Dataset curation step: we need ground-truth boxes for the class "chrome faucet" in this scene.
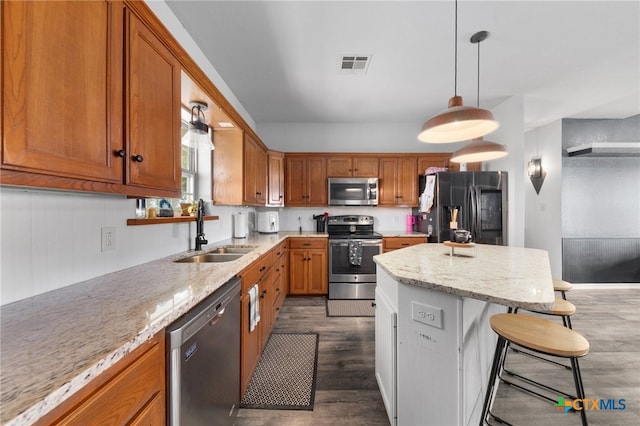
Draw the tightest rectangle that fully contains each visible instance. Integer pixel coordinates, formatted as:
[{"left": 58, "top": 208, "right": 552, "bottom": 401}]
[{"left": 195, "top": 199, "right": 208, "bottom": 251}]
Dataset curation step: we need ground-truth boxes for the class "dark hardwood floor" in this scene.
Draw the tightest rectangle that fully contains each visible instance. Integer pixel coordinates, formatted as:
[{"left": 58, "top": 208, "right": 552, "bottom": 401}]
[
  {"left": 236, "top": 296, "right": 390, "bottom": 426},
  {"left": 236, "top": 289, "right": 639, "bottom": 426}
]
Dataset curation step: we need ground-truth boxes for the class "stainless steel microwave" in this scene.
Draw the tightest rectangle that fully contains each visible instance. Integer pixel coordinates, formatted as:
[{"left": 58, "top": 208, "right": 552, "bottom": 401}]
[{"left": 328, "top": 177, "right": 378, "bottom": 206}]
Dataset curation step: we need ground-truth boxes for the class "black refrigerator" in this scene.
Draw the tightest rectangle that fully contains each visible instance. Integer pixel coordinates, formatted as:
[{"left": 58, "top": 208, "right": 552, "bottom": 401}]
[{"left": 414, "top": 171, "right": 508, "bottom": 245}]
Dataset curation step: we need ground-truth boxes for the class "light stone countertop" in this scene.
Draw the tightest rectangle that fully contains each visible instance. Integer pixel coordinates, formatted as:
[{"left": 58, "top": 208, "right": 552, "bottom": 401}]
[
  {"left": 379, "top": 231, "right": 427, "bottom": 238},
  {"left": 0, "top": 231, "right": 326, "bottom": 426},
  {"left": 374, "top": 243, "right": 555, "bottom": 310}
]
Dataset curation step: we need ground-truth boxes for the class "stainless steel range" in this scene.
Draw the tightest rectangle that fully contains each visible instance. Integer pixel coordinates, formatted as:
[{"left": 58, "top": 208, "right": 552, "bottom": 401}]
[{"left": 327, "top": 215, "right": 382, "bottom": 300}]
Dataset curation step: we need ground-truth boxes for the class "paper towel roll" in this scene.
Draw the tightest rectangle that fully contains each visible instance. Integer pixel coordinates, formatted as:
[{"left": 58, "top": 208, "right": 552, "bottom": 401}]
[{"left": 233, "top": 212, "right": 247, "bottom": 238}]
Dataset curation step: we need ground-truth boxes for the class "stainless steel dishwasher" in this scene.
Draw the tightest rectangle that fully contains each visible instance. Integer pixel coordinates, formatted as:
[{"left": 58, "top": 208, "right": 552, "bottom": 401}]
[{"left": 166, "top": 276, "right": 241, "bottom": 426}]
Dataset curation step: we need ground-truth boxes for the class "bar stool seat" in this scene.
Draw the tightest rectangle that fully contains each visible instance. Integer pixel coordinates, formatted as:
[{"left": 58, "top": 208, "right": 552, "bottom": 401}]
[
  {"left": 481, "top": 313, "right": 589, "bottom": 426},
  {"left": 553, "top": 278, "right": 573, "bottom": 299},
  {"left": 493, "top": 313, "right": 588, "bottom": 357}
]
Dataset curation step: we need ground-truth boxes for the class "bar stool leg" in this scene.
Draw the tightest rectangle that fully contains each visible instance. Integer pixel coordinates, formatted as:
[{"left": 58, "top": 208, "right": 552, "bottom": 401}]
[
  {"left": 481, "top": 335, "right": 507, "bottom": 425},
  {"left": 570, "top": 357, "right": 588, "bottom": 426}
]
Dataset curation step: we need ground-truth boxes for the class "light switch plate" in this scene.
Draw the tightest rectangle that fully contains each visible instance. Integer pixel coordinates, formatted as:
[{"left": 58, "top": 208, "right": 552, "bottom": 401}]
[{"left": 412, "top": 301, "right": 443, "bottom": 329}]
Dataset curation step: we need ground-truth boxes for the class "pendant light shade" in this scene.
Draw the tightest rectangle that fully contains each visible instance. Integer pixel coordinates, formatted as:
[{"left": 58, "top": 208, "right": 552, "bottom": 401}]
[
  {"left": 450, "top": 137, "right": 507, "bottom": 163},
  {"left": 183, "top": 101, "right": 214, "bottom": 151},
  {"left": 418, "top": 0, "right": 499, "bottom": 144},
  {"left": 449, "top": 31, "right": 507, "bottom": 163},
  {"left": 418, "top": 96, "right": 499, "bottom": 143}
]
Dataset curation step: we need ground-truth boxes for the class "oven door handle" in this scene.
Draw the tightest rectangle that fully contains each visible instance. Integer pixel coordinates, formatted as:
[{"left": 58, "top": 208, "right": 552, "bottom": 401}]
[{"left": 329, "top": 239, "right": 382, "bottom": 246}]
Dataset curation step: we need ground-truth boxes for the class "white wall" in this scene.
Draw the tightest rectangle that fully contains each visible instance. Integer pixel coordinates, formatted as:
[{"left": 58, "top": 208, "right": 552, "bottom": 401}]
[
  {"left": 264, "top": 206, "right": 413, "bottom": 233},
  {"left": 257, "top": 122, "right": 468, "bottom": 153},
  {"left": 484, "top": 96, "right": 525, "bottom": 248},
  {"left": 524, "top": 120, "right": 563, "bottom": 278},
  {"left": 0, "top": 187, "right": 250, "bottom": 305}
]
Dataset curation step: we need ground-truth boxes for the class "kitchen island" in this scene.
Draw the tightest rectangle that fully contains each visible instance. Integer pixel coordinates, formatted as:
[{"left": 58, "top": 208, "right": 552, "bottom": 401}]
[{"left": 373, "top": 243, "right": 555, "bottom": 426}]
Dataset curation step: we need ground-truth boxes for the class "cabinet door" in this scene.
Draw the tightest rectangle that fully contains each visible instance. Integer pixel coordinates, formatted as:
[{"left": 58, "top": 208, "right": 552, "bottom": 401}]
[
  {"left": 378, "top": 158, "right": 399, "bottom": 205},
  {"left": 327, "top": 156, "right": 353, "bottom": 177},
  {"left": 306, "top": 157, "right": 327, "bottom": 205},
  {"left": 396, "top": 157, "right": 418, "bottom": 206},
  {"left": 417, "top": 154, "right": 451, "bottom": 174},
  {"left": 241, "top": 293, "right": 261, "bottom": 395},
  {"left": 243, "top": 134, "right": 267, "bottom": 205},
  {"left": 267, "top": 151, "right": 284, "bottom": 206},
  {"left": 285, "top": 157, "right": 307, "bottom": 206},
  {"left": 288, "top": 250, "right": 307, "bottom": 294},
  {"left": 307, "top": 250, "right": 328, "bottom": 294},
  {"left": 255, "top": 145, "right": 267, "bottom": 205},
  {"left": 125, "top": 10, "right": 181, "bottom": 194},
  {"left": 353, "top": 157, "right": 379, "bottom": 177},
  {"left": 2, "top": 1, "right": 124, "bottom": 183}
]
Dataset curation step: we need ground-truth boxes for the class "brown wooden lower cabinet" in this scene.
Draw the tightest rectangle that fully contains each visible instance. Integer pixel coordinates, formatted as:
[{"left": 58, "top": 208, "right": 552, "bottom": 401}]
[
  {"left": 238, "top": 242, "right": 287, "bottom": 396},
  {"left": 35, "top": 332, "right": 165, "bottom": 426},
  {"left": 288, "top": 238, "right": 328, "bottom": 295},
  {"left": 382, "top": 236, "right": 427, "bottom": 253}
]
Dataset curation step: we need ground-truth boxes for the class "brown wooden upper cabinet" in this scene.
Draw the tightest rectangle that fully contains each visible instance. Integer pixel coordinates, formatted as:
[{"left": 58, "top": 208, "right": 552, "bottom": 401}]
[
  {"left": 326, "top": 155, "right": 379, "bottom": 177},
  {"left": 213, "top": 130, "right": 269, "bottom": 207},
  {"left": 125, "top": 9, "right": 181, "bottom": 195},
  {"left": 243, "top": 133, "right": 267, "bottom": 205},
  {"left": 378, "top": 156, "right": 418, "bottom": 207},
  {"left": 1, "top": 1, "right": 181, "bottom": 198},
  {"left": 417, "top": 154, "right": 481, "bottom": 173},
  {"left": 285, "top": 155, "right": 327, "bottom": 206},
  {"left": 267, "top": 151, "right": 285, "bottom": 207}
]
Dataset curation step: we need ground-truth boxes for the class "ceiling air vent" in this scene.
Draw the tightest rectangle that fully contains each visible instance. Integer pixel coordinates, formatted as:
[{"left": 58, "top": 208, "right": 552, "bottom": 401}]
[{"left": 339, "top": 55, "right": 372, "bottom": 74}]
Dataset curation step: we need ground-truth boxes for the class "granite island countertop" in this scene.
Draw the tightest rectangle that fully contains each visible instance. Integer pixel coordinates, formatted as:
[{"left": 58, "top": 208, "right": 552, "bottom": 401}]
[
  {"left": 374, "top": 243, "right": 555, "bottom": 310},
  {"left": 0, "top": 231, "right": 326, "bottom": 425}
]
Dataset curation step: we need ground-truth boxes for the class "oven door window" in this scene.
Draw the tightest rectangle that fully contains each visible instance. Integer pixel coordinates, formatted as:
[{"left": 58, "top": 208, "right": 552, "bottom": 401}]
[{"left": 330, "top": 243, "right": 379, "bottom": 278}]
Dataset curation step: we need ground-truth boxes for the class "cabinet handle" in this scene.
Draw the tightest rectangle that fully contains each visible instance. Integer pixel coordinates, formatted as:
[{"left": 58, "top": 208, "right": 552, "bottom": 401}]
[
  {"left": 279, "top": 195, "right": 283, "bottom": 199},
  {"left": 132, "top": 154, "right": 144, "bottom": 162},
  {"left": 114, "top": 149, "right": 126, "bottom": 158},
  {"left": 303, "top": 243, "right": 311, "bottom": 246},
  {"left": 395, "top": 195, "right": 402, "bottom": 199},
  {"left": 259, "top": 266, "right": 266, "bottom": 272},
  {"left": 401, "top": 243, "right": 410, "bottom": 246},
  {"left": 256, "top": 192, "right": 262, "bottom": 195}
]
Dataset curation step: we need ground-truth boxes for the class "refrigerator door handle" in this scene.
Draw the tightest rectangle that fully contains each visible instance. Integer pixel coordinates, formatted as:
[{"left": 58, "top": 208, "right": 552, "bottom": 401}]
[{"left": 469, "top": 187, "right": 477, "bottom": 239}]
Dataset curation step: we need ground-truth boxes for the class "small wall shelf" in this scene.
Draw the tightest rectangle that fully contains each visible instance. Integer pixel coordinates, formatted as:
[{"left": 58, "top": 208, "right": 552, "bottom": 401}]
[{"left": 127, "top": 216, "right": 219, "bottom": 226}]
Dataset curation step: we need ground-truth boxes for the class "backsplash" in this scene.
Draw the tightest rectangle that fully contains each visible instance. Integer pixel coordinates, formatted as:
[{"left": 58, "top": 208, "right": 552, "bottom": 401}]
[{"left": 0, "top": 188, "right": 249, "bottom": 305}]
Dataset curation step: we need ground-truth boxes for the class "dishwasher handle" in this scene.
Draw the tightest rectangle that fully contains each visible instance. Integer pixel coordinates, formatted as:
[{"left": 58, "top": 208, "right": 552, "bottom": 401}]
[{"left": 208, "top": 308, "right": 226, "bottom": 327}]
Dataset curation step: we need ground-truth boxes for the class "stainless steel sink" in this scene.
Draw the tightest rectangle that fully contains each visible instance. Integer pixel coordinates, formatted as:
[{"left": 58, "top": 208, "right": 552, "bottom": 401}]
[
  {"left": 174, "top": 245, "right": 256, "bottom": 263},
  {"left": 209, "top": 246, "right": 255, "bottom": 254},
  {"left": 175, "top": 253, "right": 245, "bottom": 263}
]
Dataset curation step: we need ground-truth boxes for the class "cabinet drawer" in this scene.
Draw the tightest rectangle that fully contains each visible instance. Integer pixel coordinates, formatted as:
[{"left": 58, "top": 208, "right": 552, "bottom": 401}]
[
  {"left": 288, "top": 238, "right": 327, "bottom": 250},
  {"left": 239, "top": 253, "right": 273, "bottom": 293},
  {"left": 272, "top": 240, "right": 288, "bottom": 258},
  {"left": 383, "top": 237, "right": 426, "bottom": 250}
]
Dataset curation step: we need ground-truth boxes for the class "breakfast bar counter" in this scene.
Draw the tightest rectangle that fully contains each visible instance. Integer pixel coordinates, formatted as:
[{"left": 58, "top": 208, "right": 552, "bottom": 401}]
[{"left": 373, "top": 243, "right": 555, "bottom": 426}]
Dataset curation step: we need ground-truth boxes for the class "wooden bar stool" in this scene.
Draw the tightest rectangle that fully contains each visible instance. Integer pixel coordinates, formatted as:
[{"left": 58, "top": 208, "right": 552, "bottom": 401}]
[
  {"left": 506, "top": 297, "right": 577, "bottom": 377},
  {"left": 481, "top": 313, "right": 589, "bottom": 426},
  {"left": 553, "top": 278, "right": 573, "bottom": 300}
]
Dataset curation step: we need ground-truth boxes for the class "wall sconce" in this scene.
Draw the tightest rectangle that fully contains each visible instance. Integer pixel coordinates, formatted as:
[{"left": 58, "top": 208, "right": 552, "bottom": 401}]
[{"left": 528, "top": 158, "right": 545, "bottom": 194}]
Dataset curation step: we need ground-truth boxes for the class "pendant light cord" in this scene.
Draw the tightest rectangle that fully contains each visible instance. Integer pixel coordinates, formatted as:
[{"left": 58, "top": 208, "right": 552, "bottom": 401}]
[
  {"left": 477, "top": 36, "right": 480, "bottom": 107},
  {"left": 454, "top": 0, "right": 458, "bottom": 96}
]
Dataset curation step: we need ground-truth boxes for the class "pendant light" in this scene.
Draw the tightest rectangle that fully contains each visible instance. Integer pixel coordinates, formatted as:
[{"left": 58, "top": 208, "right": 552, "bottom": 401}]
[
  {"left": 450, "top": 31, "right": 507, "bottom": 163},
  {"left": 182, "top": 101, "right": 214, "bottom": 151},
  {"left": 418, "top": 0, "right": 499, "bottom": 144}
]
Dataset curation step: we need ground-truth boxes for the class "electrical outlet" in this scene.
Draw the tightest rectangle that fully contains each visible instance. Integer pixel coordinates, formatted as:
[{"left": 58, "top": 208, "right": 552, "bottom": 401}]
[
  {"left": 412, "top": 301, "right": 443, "bottom": 329},
  {"left": 101, "top": 227, "right": 116, "bottom": 251}
]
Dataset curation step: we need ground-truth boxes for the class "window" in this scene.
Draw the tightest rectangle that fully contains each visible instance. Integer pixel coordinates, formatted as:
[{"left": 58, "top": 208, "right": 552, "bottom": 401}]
[{"left": 180, "top": 108, "right": 198, "bottom": 203}]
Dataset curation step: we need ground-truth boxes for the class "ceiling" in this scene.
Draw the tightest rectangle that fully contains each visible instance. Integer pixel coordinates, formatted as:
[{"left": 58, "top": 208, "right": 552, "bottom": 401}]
[{"left": 165, "top": 1, "right": 640, "bottom": 132}]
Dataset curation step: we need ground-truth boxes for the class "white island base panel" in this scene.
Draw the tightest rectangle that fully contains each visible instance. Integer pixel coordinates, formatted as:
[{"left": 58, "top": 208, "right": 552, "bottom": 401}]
[{"left": 376, "top": 268, "right": 506, "bottom": 426}]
